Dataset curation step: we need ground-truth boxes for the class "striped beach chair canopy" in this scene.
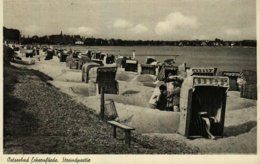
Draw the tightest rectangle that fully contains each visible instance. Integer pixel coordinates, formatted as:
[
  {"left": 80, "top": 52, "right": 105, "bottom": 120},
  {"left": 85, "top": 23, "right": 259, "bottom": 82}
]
[{"left": 190, "top": 67, "right": 217, "bottom": 76}]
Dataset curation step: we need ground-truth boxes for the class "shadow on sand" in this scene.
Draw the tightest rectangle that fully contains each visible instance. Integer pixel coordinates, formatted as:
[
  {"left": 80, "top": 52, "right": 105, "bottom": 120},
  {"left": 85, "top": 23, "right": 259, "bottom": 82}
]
[{"left": 224, "top": 121, "right": 256, "bottom": 137}]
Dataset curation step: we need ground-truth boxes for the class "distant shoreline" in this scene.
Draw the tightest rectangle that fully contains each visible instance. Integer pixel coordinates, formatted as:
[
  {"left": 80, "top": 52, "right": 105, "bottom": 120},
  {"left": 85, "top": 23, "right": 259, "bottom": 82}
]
[{"left": 4, "top": 27, "right": 257, "bottom": 47}]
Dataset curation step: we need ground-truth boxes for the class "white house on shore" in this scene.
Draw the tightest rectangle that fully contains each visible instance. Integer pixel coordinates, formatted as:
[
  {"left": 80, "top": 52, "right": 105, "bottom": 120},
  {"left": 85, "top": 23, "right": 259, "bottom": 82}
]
[{"left": 75, "top": 40, "right": 84, "bottom": 45}]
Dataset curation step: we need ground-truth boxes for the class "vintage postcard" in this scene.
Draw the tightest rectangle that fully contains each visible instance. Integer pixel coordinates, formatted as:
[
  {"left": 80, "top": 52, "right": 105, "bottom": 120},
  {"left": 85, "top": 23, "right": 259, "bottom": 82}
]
[{"left": 1, "top": 0, "right": 259, "bottom": 163}]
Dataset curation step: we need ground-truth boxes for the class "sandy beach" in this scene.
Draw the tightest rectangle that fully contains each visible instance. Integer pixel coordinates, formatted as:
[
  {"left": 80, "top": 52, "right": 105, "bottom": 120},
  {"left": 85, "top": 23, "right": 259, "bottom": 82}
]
[{"left": 10, "top": 54, "right": 256, "bottom": 154}]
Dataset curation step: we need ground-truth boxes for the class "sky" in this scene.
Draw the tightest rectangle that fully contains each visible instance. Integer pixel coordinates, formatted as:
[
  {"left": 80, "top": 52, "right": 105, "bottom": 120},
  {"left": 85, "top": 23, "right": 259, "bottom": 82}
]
[{"left": 3, "top": 0, "right": 256, "bottom": 40}]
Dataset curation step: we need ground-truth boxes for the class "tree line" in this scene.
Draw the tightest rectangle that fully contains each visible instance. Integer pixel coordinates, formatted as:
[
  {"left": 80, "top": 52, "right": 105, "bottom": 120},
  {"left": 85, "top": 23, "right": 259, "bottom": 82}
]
[
  {"left": 21, "top": 35, "right": 257, "bottom": 47},
  {"left": 3, "top": 27, "right": 257, "bottom": 47}
]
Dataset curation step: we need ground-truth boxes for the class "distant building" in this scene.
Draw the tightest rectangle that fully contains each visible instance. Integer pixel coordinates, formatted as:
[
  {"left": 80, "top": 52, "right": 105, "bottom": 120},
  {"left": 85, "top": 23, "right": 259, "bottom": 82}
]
[
  {"left": 201, "top": 41, "right": 207, "bottom": 46},
  {"left": 75, "top": 40, "right": 84, "bottom": 45}
]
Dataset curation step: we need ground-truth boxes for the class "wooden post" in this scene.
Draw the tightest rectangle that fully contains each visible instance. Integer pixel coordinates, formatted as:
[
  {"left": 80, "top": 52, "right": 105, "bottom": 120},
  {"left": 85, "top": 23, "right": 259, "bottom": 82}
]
[
  {"left": 220, "top": 92, "right": 227, "bottom": 137},
  {"left": 100, "top": 87, "right": 105, "bottom": 120},
  {"left": 113, "top": 126, "right": 117, "bottom": 138}
]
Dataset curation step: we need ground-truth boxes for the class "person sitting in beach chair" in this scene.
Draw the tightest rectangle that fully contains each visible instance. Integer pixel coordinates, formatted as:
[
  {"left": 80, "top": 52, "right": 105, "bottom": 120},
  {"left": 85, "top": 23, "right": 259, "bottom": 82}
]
[
  {"left": 197, "top": 112, "right": 216, "bottom": 140},
  {"left": 155, "top": 84, "right": 168, "bottom": 111},
  {"left": 167, "top": 81, "right": 181, "bottom": 112},
  {"left": 191, "top": 92, "right": 217, "bottom": 139}
]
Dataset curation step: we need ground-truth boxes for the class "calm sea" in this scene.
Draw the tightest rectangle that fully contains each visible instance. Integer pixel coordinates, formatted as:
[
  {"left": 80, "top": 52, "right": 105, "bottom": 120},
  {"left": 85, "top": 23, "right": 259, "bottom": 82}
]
[{"left": 53, "top": 45, "right": 256, "bottom": 72}]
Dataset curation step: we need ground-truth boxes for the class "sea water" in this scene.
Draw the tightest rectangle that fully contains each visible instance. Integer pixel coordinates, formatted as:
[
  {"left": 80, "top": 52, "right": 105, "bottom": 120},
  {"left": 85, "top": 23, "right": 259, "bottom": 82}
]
[{"left": 54, "top": 45, "right": 256, "bottom": 72}]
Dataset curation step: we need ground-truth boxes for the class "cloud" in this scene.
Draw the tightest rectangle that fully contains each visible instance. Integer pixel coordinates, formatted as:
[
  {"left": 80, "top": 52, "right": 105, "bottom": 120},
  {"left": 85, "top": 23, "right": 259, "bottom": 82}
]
[
  {"left": 155, "top": 12, "right": 200, "bottom": 35},
  {"left": 113, "top": 18, "right": 149, "bottom": 35},
  {"left": 67, "top": 26, "right": 96, "bottom": 36},
  {"left": 224, "top": 27, "right": 241, "bottom": 36},
  {"left": 129, "top": 24, "right": 149, "bottom": 34},
  {"left": 113, "top": 18, "right": 133, "bottom": 28}
]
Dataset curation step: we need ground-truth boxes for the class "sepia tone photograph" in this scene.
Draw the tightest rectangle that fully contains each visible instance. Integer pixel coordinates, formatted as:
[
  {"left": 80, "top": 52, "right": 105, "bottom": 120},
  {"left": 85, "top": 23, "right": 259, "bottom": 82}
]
[{"left": 2, "top": 0, "right": 257, "bottom": 159}]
